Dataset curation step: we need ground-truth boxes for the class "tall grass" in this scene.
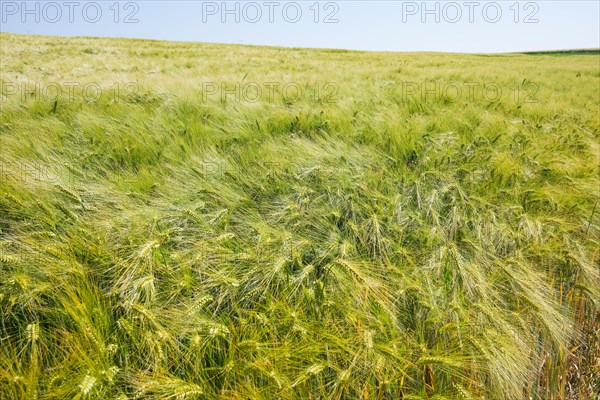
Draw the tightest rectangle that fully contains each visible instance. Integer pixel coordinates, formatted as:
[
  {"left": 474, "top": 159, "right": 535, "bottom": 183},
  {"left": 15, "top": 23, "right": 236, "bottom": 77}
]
[{"left": 0, "top": 33, "right": 599, "bottom": 399}]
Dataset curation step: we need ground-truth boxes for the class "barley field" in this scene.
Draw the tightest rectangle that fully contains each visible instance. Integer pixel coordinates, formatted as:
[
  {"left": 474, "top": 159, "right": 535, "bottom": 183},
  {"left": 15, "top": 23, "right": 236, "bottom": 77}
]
[{"left": 0, "top": 33, "right": 599, "bottom": 399}]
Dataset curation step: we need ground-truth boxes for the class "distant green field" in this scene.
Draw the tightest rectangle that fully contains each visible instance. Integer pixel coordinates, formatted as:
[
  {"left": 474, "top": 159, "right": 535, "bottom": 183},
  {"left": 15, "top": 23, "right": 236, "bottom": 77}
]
[
  {"left": 1, "top": 33, "right": 599, "bottom": 400},
  {"left": 520, "top": 49, "right": 600, "bottom": 56}
]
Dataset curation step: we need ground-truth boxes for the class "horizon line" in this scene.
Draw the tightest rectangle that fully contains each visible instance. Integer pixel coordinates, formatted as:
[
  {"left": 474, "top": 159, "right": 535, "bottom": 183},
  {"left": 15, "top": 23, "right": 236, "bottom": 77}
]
[{"left": 2, "top": 31, "right": 599, "bottom": 56}]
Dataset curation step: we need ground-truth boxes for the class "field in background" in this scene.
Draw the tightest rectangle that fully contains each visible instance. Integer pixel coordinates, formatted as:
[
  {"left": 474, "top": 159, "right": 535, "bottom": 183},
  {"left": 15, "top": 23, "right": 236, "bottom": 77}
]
[{"left": 1, "top": 33, "right": 599, "bottom": 399}]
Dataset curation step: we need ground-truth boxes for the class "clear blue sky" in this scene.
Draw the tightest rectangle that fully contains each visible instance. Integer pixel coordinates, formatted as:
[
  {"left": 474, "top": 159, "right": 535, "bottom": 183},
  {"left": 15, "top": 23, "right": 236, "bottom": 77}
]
[{"left": 1, "top": 1, "right": 598, "bottom": 52}]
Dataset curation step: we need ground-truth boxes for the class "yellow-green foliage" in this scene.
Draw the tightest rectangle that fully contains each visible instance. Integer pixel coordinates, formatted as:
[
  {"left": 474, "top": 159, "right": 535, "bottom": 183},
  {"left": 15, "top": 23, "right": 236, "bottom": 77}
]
[{"left": 0, "top": 33, "right": 599, "bottom": 399}]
